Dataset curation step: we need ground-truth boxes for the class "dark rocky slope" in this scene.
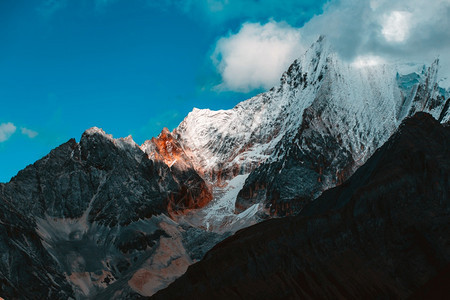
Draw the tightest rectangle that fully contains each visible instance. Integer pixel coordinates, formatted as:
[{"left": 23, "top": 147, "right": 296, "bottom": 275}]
[
  {"left": 1, "top": 127, "right": 210, "bottom": 224},
  {"left": 0, "top": 127, "right": 217, "bottom": 298},
  {"left": 152, "top": 112, "right": 450, "bottom": 299},
  {"left": 0, "top": 196, "right": 74, "bottom": 299}
]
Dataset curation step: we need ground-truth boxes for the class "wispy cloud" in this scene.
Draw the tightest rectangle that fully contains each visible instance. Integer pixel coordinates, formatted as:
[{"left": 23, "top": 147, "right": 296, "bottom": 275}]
[
  {"left": 36, "top": 0, "right": 118, "bottom": 16},
  {"left": 94, "top": 0, "right": 119, "bottom": 11},
  {"left": 146, "top": 0, "right": 326, "bottom": 26},
  {"left": 211, "top": 21, "right": 304, "bottom": 92},
  {"left": 21, "top": 128, "right": 39, "bottom": 139},
  {"left": 0, "top": 123, "right": 17, "bottom": 142},
  {"left": 36, "top": 0, "right": 68, "bottom": 17}
]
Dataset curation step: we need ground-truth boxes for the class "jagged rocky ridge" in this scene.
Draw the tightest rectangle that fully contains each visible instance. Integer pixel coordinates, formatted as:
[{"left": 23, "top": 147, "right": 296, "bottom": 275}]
[
  {"left": 152, "top": 112, "right": 450, "bottom": 299},
  {"left": 0, "top": 128, "right": 223, "bottom": 298},
  {"left": 0, "top": 36, "right": 449, "bottom": 298}
]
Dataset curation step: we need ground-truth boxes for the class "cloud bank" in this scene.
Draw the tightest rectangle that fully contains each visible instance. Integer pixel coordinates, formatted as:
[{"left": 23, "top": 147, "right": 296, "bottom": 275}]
[
  {"left": 300, "top": 0, "right": 450, "bottom": 61},
  {"left": 211, "top": 21, "right": 304, "bottom": 92},
  {"left": 0, "top": 123, "right": 16, "bottom": 143},
  {"left": 211, "top": 0, "right": 450, "bottom": 91}
]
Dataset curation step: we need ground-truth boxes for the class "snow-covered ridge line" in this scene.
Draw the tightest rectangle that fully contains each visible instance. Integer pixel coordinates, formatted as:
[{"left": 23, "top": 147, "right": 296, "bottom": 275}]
[
  {"left": 170, "top": 36, "right": 449, "bottom": 187},
  {"left": 83, "top": 126, "right": 141, "bottom": 151}
]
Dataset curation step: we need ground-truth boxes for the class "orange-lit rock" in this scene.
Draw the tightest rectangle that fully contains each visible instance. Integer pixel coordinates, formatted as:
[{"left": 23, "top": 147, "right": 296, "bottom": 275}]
[{"left": 141, "top": 128, "right": 213, "bottom": 214}]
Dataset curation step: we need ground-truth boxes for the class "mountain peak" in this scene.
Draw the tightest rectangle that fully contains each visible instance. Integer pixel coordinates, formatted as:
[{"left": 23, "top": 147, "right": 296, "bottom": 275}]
[
  {"left": 280, "top": 35, "right": 334, "bottom": 88},
  {"left": 316, "top": 34, "right": 326, "bottom": 43},
  {"left": 160, "top": 127, "right": 171, "bottom": 137},
  {"left": 83, "top": 126, "right": 106, "bottom": 135},
  {"left": 82, "top": 126, "right": 113, "bottom": 140},
  {"left": 310, "top": 34, "right": 331, "bottom": 53}
]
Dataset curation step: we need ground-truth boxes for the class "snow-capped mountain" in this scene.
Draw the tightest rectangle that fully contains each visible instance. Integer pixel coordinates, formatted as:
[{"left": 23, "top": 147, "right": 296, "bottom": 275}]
[
  {"left": 0, "top": 36, "right": 449, "bottom": 299},
  {"left": 174, "top": 37, "right": 448, "bottom": 185},
  {"left": 166, "top": 36, "right": 449, "bottom": 223}
]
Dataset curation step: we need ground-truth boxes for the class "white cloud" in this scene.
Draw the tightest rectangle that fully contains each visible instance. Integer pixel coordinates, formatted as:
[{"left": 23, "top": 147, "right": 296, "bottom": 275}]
[
  {"left": 381, "top": 11, "right": 412, "bottom": 42},
  {"left": 21, "top": 128, "right": 39, "bottom": 139},
  {"left": 351, "top": 55, "right": 386, "bottom": 68},
  {"left": 0, "top": 123, "right": 17, "bottom": 142},
  {"left": 211, "top": 21, "right": 304, "bottom": 92},
  {"left": 210, "top": 0, "right": 450, "bottom": 91},
  {"left": 157, "top": 0, "right": 450, "bottom": 91},
  {"left": 300, "top": 0, "right": 450, "bottom": 65}
]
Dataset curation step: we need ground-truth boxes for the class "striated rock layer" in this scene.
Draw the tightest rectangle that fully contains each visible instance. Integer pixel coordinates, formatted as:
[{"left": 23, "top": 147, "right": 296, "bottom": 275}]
[{"left": 152, "top": 112, "right": 450, "bottom": 299}]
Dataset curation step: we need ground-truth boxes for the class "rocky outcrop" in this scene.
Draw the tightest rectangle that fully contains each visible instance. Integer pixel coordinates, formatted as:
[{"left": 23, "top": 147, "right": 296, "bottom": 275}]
[
  {"left": 152, "top": 112, "right": 450, "bottom": 299},
  {"left": 141, "top": 127, "right": 213, "bottom": 213}
]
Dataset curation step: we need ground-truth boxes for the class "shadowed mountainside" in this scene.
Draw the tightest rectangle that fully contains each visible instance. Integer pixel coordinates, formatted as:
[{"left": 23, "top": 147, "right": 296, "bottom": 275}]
[{"left": 152, "top": 112, "right": 450, "bottom": 299}]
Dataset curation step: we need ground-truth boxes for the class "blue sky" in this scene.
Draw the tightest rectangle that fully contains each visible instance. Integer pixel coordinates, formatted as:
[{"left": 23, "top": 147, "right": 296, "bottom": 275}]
[
  {"left": 0, "top": 0, "right": 326, "bottom": 182},
  {"left": 1, "top": 0, "right": 449, "bottom": 182}
]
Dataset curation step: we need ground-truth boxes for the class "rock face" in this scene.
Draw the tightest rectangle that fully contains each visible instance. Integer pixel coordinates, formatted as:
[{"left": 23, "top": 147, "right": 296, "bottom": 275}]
[
  {"left": 141, "top": 127, "right": 212, "bottom": 213},
  {"left": 0, "top": 128, "right": 221, "bottom": 299},
  {"left": 152, "top": 112, "right": 450, "bottom": 299},
  {"left": 0, "top": 193, "right": 74, "bottom": 299}
]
